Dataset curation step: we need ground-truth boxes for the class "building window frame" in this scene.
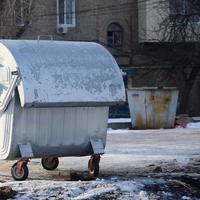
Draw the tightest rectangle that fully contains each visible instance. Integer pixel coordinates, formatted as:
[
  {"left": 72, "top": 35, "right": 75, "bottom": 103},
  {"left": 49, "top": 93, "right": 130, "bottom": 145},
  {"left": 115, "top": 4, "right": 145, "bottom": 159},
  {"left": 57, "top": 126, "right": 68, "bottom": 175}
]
[
  {"left": 107, "top": 23, "right": 123, "bottom": 47},
  {"left": 57, "top": 0, "right": 76, "bottom": 32}
]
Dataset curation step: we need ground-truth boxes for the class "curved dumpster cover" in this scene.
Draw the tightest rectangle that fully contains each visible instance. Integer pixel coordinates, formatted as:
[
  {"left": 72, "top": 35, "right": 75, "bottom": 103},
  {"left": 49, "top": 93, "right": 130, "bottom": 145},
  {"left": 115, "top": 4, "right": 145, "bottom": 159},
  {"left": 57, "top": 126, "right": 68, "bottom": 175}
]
[{"left": 0, "top": 40, "right": 125, "bottom": 107}]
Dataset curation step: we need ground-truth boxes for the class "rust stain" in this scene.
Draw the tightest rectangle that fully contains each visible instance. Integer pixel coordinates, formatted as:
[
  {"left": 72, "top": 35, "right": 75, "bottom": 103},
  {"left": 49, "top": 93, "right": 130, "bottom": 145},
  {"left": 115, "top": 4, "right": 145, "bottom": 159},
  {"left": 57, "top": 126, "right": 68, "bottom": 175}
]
[
  {"left": 135, "top": 113, "right": 146, "bottom": 129},
  {"left": 147, "top": 92, "right": 171, "bottom": 113},
  {"left": 144, "top": 91, "right": 172, "bottom": 128},
  {"left": 154, "top": 92, "right": 171, "bottom": 128},
  {"left": 156, "top": 94, "right": 170, "bottom": 111},
  {"left": 146, "top": 116, "right": 153, "bottom": 129},
  {"left": 133, "top": 91, "right": 174, "bottom": 129}
]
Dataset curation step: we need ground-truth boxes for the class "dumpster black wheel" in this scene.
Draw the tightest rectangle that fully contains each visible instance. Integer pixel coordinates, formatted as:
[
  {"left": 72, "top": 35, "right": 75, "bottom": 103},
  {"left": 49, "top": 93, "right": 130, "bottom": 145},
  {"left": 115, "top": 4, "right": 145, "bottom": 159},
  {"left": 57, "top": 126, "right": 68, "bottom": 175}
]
[
  {"left": 88, "top": 156, "right": 100, "bottom": 177},
  {"left": 41, "top": 157, "right": 59, "bottom": 170},
  {"left": 11, "top": 162, "right": 29, "bottom": 181}
]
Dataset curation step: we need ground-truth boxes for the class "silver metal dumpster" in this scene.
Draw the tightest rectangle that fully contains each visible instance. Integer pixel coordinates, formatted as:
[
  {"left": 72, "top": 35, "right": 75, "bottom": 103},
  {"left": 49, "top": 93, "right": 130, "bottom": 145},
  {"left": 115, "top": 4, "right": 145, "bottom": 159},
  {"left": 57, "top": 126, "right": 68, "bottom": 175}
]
[
  {"left": 127, "top": 87, "right": 179, "bottom": 129},
  {"left": 0, "top": 40, "right": 125, "bottom": 180}
]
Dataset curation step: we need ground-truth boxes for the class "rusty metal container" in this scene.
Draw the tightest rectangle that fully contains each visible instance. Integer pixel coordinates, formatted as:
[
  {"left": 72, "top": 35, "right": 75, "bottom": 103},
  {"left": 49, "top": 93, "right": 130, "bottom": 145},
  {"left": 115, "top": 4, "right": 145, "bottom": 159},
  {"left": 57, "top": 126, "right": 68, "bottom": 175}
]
[{"left": 127, "top": 87, "right": 179, "bottom": 129}]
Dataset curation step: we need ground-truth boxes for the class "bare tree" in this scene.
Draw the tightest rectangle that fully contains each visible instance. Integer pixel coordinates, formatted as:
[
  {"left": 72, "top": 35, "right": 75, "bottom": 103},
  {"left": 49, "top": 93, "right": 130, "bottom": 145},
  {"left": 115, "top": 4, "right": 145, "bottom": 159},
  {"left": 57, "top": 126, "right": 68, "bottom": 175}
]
[
  {"left": 160, "top": 0, "right": 200, "bottom": 115},
  {"left": 157, "top": 0, "right": 200, "bottom": 42},
  {"left": 137, "top": 0, "right": 200, "bottom": 115},
  {"left": 0, "top": 0, "right": 33, "bottom": 39}
]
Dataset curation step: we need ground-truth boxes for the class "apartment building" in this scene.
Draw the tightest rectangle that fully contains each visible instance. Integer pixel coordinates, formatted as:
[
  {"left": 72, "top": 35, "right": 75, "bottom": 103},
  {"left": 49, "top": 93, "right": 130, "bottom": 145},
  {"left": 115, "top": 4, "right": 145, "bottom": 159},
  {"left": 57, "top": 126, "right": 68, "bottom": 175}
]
[
  {"left": 1, "top": 0, "right": 200, "bottom": 115},
  {"left": 0, "top": 0, "right": 138, "bottom": 68}
]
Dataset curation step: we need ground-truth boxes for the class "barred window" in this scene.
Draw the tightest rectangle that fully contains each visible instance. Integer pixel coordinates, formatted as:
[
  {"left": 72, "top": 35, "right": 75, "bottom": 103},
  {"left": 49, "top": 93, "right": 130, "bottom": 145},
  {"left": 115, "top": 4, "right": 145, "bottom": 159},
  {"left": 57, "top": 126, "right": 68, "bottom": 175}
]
[{"left": 107, "top": 23, "right": 123, "bottom": 47}]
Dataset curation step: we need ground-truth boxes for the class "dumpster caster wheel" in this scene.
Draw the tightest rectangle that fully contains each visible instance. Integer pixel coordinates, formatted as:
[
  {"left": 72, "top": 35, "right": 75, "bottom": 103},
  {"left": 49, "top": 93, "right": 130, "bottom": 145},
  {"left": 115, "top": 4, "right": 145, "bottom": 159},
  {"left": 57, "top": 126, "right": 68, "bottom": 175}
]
[
  {"left": 11, "top": 162, "right": 29, "bottom": 181},
  {"left": 88, "top": 156, "right": 100, "bottom": 177},
  {"left": 41, "top": 157, "right": 59, "bottom": 170}
]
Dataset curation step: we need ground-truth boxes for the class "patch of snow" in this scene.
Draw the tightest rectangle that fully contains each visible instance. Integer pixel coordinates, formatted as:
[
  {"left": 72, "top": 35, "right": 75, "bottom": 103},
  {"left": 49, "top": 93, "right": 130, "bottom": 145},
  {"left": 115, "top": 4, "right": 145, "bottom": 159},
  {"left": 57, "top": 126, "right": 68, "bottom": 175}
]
[
  {"left": 162, "top": 191, "right": 173, "bottom": 197},
  {"left": 176, "top": 157, "right": 190, "bottom": 166},
  {"left": 140, "top": 178, "right": 165, "bottom": 186},
  {"left": 118, "top": 181, "right": 140, "bottom": 193},
  {"left": 74, "top": 186, "right": 116, "bottom": 200},
  {"left": 69, "top": 187, "right": 83, "bottom": 197},
  {"left": 186, "top": 122, "right": 200, "bottom": 128},
  {"left": 107, "top": 129, "right": 131, "bottom": 134},
  {"left": 108, "top": 118, "right": 131, "bottom": 123},
  {"left": 192, "top": 116, "right": 200, "bottom": 121},
  {"left": 182, "top": 196, "right": 192, "bottom": 200},
  {"left": 110, "top": 176, "right": 118, "bottom": 182},
  {"left": 138, "top": 191, "right": 149, "bottom": 200}
]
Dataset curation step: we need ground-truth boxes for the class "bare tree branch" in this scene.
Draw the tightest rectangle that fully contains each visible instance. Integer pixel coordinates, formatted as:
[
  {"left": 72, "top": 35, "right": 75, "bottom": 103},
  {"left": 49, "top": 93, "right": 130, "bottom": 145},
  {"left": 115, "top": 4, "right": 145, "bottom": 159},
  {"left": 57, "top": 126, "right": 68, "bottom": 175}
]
[{"left": 0, "top": 0, "right": 33, "bottom": 39}]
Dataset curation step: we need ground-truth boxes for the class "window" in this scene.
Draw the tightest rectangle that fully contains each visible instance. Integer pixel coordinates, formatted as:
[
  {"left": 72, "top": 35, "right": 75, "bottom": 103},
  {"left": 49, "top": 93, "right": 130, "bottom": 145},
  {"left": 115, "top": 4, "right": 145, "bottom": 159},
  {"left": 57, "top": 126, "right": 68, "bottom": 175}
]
[
  {"left": 107, "top": 23, "right": 123, "bottom": 47},
  {"left": 57, "top": 0, "right": 75, "bottom": 28},
  {"left": 169, "top": 0, "right": 200, "bottom": 23}
]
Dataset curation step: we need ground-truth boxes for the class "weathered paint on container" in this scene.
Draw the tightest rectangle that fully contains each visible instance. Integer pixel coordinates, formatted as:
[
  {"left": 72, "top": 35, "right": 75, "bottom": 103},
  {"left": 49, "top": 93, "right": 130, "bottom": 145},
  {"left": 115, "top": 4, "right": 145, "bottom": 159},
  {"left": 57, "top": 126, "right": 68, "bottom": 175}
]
[
  {"left": 0, "top": 40, "right": 125, "bottom": 160},
  {"left": 127, "top": 87, "right": 179, "bottom": 129}
]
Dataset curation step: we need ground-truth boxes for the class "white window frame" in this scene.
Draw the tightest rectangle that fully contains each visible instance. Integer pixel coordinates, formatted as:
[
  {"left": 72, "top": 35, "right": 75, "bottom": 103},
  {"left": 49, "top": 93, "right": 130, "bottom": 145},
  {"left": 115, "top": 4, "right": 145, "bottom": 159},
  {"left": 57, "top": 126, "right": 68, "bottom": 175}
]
[{"left": 57, "top": 0, "right": 76, "bottom": 30}]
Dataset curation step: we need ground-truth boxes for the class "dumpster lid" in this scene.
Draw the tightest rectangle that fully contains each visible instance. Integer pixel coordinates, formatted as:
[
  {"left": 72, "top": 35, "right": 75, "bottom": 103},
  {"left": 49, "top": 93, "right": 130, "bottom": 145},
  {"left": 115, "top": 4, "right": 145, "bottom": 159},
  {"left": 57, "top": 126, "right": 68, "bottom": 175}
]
[{"left": 0, "top": 40, "right": 125, "bottom": 107}]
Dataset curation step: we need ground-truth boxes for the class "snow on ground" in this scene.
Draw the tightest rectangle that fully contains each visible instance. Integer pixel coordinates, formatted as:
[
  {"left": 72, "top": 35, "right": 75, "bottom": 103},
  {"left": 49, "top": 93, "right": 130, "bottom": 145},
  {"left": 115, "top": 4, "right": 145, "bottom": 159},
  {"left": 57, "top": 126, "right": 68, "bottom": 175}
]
[
  {"left": 1, "top": 176, "right": 199, "bottom": 200},
  {"left": 106, "top": 128, "right": 200, "bottom": 167},
  {"left": 0, "top": 180, "right": 144, "bottom": 200},
  {"left": 0, "top": 128, "right": 200, "bottom": 199},
  {"left": 107, "top": 128, "right": 131, "bottom": 134},
  {"left": 108, "top": 116, "right": 200, "bottom": 129},
  {"left": 187, "top": 122, "right": 200, "bottom": 128},
  {"left": 108, "top": 118, "right": 131, "bottom": 123},
  {"left": 52, "top": 128, "right": 200, "bottom": 174}
]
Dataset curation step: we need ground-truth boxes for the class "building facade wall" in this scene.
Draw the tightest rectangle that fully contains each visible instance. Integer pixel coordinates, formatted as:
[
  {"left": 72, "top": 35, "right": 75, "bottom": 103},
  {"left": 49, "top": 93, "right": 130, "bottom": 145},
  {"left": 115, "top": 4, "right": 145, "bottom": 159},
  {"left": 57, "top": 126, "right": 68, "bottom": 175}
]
[{"left": 14, "top": 0, "right": 138, "bottom": 66}]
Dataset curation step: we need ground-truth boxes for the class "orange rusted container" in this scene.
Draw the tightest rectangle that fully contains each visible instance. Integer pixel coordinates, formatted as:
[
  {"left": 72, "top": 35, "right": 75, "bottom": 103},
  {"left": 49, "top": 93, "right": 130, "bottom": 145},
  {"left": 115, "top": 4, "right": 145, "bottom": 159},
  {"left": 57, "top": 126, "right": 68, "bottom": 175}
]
[{"left": 127, "top": 87, "right": 179, "bottom": 129}]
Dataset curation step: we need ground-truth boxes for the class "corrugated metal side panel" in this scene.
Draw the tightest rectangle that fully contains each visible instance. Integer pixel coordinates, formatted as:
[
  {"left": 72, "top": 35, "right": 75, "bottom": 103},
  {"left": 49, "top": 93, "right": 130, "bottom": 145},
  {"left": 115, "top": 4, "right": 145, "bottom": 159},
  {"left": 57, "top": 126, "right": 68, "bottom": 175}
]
[
  {"left": 0, "top": 66, "right": 12, "bottom": 107},
  {"left": 165, "top": 90, "right": 179, "bottom": 127},
  {"left": 145, "top": 91, "right": 154, "bottom": 128},
  {"left": 0, "top": 99, "right": 14, "bottom": 159},
  {"left": 127, "top": 90, "right": 146, "bottom": 129},
  {"left": 8, "top": 96, "right": 108, "bottom": 159}
]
